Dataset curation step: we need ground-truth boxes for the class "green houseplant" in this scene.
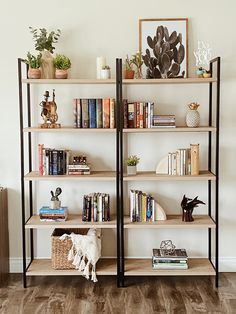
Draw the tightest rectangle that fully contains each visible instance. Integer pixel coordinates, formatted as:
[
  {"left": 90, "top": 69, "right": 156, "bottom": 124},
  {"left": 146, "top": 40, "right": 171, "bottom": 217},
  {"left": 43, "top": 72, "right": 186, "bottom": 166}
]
[
  {"left": 24, "top": 52, "right": 42, "bottom": 79},
  {"left": 130, "top": 51, "right": 143, "bottom": 79},
  {"left": 29, "top": 27, "right": 61, "bottom": 79},
  {"left": 126, "top": 155, "right": 140, "bottom": 175},
  {"left": 124, "top": 55, "right": 135, "bottom": 79},
  {"left": 53, "top": 54, "right": 71, "bottom": 79}
]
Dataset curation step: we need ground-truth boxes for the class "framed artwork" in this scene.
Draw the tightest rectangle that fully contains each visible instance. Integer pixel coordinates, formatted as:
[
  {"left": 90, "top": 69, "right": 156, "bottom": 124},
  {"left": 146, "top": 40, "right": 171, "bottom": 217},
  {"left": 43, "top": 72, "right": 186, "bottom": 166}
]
[{"left": 139, "top": 18, "right": 188, "bottom": 79}]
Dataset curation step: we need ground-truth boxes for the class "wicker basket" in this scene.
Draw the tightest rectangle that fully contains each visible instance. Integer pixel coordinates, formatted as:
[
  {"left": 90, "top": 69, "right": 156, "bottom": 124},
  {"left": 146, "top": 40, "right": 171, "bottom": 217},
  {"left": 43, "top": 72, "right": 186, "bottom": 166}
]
[{"left": 51, "top": 228, "right": 88, "bottom": 270}]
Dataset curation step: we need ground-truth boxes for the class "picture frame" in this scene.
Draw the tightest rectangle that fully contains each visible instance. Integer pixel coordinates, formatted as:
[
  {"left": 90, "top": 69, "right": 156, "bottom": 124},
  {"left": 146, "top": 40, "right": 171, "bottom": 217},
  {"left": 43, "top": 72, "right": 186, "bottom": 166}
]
[{"left": 139, "top": 18, "right": 188, "bottom": 79}]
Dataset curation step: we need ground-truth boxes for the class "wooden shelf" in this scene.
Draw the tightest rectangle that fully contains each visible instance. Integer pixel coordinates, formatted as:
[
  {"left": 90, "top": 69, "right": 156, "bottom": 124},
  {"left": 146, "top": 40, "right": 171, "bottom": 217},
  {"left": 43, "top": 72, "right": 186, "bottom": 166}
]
[
  {"left": 124, "top": 258, "right": 215, "bottom": 276},
  {"left": 123, "top": 126, "right": 216, "bottom": 133},
  {"left": 26, "top": 258, "right": 117, "bottom": 276},
  {"left": 24, "top": 171, "right": 116, "bottom": 181},
  {"left": 123, "top": 171, "right": 216, "bottom": 181},
  {"left": 124, "top": 215, "right": 215, "bottom": 229},
  {"left": 23, "top": 127, "right": 116, "bottom": 133},
  {"left": 25, "top": 214, "right": 116, "bottom": 229},
  {"left": 22, "top": 77, "right": 217, "bottom": 85}
]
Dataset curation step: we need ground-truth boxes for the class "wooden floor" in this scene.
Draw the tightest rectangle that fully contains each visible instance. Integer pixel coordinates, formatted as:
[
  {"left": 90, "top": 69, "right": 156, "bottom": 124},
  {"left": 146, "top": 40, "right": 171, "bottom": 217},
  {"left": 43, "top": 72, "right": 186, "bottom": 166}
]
[{"left": 0, "top": 274, "right": 236, "bottom": 313}]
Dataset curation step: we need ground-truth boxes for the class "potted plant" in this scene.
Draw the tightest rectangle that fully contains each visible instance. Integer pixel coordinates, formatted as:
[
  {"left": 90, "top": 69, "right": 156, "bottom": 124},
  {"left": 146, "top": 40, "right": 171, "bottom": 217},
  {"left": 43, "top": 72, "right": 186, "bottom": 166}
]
[
  {"left": 126, "top": 155, "right": 140, "bottom": 175},
  {"left": 24, "top": 52, "right": 42, "bottom": 79},
  {"left": 124, "top": 55, "right": 135, "bottom": 79},
  {"left": 53, "top": 54, "right": 71, "bottom": 79},
  {"left": 29, "top": 27, "right": 61, "bottom": 79},
  {"left": 100, "top": 65, "right": 111, "bottom": 79},
  {"left": 130, "top": 51, "right": 143, "bottom": 79}
]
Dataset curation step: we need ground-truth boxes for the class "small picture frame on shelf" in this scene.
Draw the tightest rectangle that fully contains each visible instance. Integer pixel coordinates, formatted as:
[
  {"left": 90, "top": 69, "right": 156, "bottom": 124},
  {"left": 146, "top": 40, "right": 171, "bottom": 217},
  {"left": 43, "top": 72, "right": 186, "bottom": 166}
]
[{"left": 139, "top": 18, "right": 188, "bottom": 79}]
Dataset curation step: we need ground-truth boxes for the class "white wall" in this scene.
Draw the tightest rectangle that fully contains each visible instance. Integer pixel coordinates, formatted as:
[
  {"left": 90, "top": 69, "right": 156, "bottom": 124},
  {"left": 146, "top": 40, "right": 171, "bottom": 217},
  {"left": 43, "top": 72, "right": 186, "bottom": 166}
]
[{"left": 0, "top": 0, "right": 236, "bottom": 272}]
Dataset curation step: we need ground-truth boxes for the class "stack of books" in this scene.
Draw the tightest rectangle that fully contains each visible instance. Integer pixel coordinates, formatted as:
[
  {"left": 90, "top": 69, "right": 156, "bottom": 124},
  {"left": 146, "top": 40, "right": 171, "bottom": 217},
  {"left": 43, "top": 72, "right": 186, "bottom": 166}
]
[
  {"left": 130, "top": 190, "right": 155, "bottom": 222},
  {"left": 39, "top": 206, "right": 68, "bottom": 222},
  {"left": 82, "top": 193, "right": 110, "bottom": 222},
  {"left": 123, "top": 101, "right": 155, "bottom": 129},
  {"left": 73, "top": 98, "right": 115, "bottom": 129},
  {"left": 152, "top": 115, "right": 176, "bottom": 128},
  {"left": 152, "top": 248, "right": 188, "bottom": 270},
  {"left": 67, "top": 163, "right": 90, "bottom": 175}
]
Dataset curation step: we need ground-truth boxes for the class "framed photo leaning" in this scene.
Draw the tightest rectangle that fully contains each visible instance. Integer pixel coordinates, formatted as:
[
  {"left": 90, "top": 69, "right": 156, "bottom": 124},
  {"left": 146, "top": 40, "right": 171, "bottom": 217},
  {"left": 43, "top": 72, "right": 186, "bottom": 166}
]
[{"left": 139, "top": 18, "right": 188, "bottom": 79}]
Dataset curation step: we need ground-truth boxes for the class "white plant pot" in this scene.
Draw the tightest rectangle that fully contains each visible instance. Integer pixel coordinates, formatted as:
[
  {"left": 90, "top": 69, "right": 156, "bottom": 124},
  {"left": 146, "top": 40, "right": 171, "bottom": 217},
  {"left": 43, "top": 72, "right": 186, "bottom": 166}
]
[
  {"left": 100, "top": 69, "right": 111, "bottom": 79},
  {"left": 127, "top": 165, "right": 137, "bottom": 175}
]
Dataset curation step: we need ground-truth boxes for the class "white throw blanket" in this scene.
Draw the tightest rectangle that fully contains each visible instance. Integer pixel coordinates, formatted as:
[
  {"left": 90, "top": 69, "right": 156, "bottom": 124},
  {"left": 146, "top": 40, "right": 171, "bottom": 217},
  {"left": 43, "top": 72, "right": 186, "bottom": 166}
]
[{"left": 59, "top": 228, "right": 101, "bottom": 282}]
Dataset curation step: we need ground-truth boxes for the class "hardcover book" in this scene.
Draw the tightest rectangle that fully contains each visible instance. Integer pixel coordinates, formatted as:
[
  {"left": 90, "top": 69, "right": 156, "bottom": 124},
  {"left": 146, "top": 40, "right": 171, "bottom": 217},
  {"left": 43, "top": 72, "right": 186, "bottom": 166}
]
[
  {"left": 102, "top": 98, "right": 110, "bottom": 128},
  {"left": 81, "top": 99, "right": 89, "bottom": 128},
  {"left": 88, "top": 99, "right": 96, "bottom": 128}
]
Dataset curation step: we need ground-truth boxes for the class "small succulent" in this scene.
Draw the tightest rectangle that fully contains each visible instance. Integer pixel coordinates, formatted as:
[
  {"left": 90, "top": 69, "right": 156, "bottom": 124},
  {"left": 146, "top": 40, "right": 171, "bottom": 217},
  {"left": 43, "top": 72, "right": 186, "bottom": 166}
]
[
  {"left": 29, "top": 27, "right": 61, "bottom": 54},
  {"left": 53, "top": 54, "right": 71, "bottom": 70},
  {"left": 142, "top": 25, "right": 185, "bottom": 79},
  {"left": 50, "top": 187, "right": 62, "bottom": 201},
  {"left": 24, "top": 52, "right": 42, "bottom": 69},
  {"left": 126, "top": 155, "right": 140, "bottom": 166}
]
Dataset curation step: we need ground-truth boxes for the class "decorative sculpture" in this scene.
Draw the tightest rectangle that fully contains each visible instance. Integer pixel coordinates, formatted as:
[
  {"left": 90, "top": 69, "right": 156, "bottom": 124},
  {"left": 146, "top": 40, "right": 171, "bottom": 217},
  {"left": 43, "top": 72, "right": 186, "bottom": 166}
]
[
  {"left": 142, "top": 25, "right": 185, "bottom": 79},
  {"left": 194, "top": 41, "right": 212, "bottom": 77},
  {"left": 160, "top": 240, "right": 176, "bottom": 255},
  {"left": 50, "top": 187, "right": 62, "bottom": 209},
  {"left": 181, "top": 194, "right": 205, "bottom": 222},
  {"left": 39, "top": 90, "right": 61, "bottom": 128}
]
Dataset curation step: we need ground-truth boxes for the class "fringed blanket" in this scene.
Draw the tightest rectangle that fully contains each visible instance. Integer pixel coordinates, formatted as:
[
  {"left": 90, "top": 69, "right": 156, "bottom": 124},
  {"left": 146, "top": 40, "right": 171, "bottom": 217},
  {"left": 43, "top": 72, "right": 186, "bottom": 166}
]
[{"left": 59, "top": 228, "right": 101, "bottom": 282}]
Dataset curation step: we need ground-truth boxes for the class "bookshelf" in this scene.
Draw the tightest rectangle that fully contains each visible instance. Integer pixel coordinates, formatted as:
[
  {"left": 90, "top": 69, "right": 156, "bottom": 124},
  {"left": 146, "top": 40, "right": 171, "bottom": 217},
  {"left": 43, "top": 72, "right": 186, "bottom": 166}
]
[{"left": 18, "top": 57, "right": 220, "bottom": 288}]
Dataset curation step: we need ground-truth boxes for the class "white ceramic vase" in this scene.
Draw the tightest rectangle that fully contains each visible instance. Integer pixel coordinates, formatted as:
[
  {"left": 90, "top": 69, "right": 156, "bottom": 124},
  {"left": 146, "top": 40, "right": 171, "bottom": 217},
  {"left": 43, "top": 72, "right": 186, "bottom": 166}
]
[
  {"left": 100, "top": 69, "right": 111, "bottom": 79},
  {"left": 127, "top": 165, "right": 137, "bottom": 175},
  {"left": 186, "top": 105, "right": 200, "bottom": 128}
]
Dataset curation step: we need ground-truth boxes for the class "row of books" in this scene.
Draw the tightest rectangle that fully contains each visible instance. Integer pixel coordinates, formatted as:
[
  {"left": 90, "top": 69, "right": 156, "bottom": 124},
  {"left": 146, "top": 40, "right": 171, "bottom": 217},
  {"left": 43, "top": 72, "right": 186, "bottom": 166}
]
[
  {"left": 130, "top": 190, "right": 155, "bottom": 222},
  {"left": 39, "top": 206, "right": 68, "bottom": 221},
  {"left": 124, "top": 101, "right": 154, "bottom": 128},
  {"left": 152, "top": 248, "right": 188, "bottom": 270},
  {"left": 67, "top": 163, "right": 91, "bottom": 175},
  {"left": 73, "top": 98, "right": 115, "bottom": 129},
  {"left": 82, "top": 193, "right": 110, "bottom": 222},
  {"left": 152, "top": 115, "right": 176, "bottom": 128},
  {"left": 168, "top": 144, "right": 199, "bottom": 176}
]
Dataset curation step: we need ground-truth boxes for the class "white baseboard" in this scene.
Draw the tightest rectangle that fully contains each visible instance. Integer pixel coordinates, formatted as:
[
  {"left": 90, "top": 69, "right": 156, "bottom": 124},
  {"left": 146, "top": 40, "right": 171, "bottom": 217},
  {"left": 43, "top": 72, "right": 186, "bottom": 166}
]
[{"left": 9, "top": 257, "right": 236, "bottom": 273}]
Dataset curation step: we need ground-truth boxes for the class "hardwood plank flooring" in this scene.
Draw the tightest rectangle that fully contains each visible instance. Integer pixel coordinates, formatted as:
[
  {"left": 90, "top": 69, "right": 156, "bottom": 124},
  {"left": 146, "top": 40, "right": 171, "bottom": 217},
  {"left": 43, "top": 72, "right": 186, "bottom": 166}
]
[{"left": 1, "top": 274, "right": 236, "bottom": 313}]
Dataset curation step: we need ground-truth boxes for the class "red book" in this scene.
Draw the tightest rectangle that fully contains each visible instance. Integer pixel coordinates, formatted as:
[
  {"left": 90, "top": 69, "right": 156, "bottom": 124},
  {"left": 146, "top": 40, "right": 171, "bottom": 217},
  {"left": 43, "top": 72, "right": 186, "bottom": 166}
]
[
  {"left": 136, "top": 102, "right": 140, "bottom": 128},
  {"left": 38, "top": 144, "right": 44, "bottom": 175}
]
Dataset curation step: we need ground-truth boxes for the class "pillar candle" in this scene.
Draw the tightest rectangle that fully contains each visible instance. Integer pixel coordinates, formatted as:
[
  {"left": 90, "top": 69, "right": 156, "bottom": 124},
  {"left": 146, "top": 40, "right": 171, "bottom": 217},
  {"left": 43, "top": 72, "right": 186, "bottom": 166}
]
[{"left": 96, "top": 57, "right": 106, "bottom": 79}]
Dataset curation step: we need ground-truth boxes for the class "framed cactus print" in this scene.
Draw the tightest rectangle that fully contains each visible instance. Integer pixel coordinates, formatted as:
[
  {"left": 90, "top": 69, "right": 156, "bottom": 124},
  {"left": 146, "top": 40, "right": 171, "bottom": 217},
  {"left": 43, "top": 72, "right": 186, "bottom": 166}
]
[{"left": 139, "top": 18, "right": 188, "bottom": 79}]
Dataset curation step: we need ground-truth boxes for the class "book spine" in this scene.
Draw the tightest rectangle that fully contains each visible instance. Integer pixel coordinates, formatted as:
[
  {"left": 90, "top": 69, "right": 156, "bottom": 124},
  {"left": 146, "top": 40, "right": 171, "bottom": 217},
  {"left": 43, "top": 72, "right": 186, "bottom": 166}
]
[
  {"left": 102, "top": 98, "right": 110, "bottom": 128},
  {"left": 110, "top": 98, "right": 115, "bottom": 129},
  {"left": 128, "top": 103, "right": 135, "bottom": 128},
  {"left": 96, "top": 99, "right": 103, "bottom": 128},
  {"left": 171, "top": 153, "right": 177, "bottom": 175},
  {"left": 38, "top": 144, "right": 44, "bottom": 176},
  {"left": 168, "top": 152, "right": 172, "bottom": 175},
  {"left": 136, "top": 102, "right": 140, "bottom": 128},
  {"left": 52, "top": 150, "right": 58, "bottom": 175},
  {"left": 82, "top": 196, "right": 87, "bottom": 221},
  {"left": 152, "top": 198, "right": 155, "bottom": 221},
  {"left": 142, "top": 194, "right": 147, "bottom": 222},
  {"left": 73, "top": 99, "right": 77, "bottom": 128},
  {"left": 76, "top": 99, "right": 82, "bottom": 128},
  {"left": 123, "top": 99, "right": 128, "bottom": 128},
  {"left": 139, "top": 102, "right": 144, "bottom": 128},
  {"left": 88, "top": 99, "right": 96, "bottom": 128},
  {"left": 146, "top": 196, "right": 152, "bottom": 221},
  {"left": 81, "top": 99, "right": 89, "bottom": 128},
  {"left": 190, "top": 144, "right": 199, "bottom": 175}
]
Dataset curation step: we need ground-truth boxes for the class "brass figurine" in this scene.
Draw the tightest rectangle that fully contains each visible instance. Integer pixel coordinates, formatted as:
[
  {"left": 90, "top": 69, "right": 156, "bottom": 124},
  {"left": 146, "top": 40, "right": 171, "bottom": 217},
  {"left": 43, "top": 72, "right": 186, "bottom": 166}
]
[{"left": 39, "top": 90, "right": 61, "bottom": 128}]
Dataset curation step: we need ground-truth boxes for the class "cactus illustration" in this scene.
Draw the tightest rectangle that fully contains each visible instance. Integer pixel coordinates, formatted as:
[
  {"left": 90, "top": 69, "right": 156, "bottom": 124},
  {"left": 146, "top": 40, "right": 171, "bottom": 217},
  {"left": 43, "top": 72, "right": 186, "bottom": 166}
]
[{"left": 142, "top": 25, "right": 185, "bottom": 79}]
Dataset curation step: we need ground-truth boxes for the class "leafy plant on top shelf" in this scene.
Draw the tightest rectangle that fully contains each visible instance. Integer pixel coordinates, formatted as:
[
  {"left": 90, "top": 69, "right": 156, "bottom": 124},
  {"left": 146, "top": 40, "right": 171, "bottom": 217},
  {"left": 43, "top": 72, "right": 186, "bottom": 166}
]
[
  {"left": 126, "top": 155, "right": 140, "bottom": 166},
  {"left": 24, "top": 52, "right": 42, "bottom": 69},
  {"left": 53, "top": 54, "right": 71, "bottom": 70},
  {"left": 29, "top": 27, "right": 61, "bottom": 53}
]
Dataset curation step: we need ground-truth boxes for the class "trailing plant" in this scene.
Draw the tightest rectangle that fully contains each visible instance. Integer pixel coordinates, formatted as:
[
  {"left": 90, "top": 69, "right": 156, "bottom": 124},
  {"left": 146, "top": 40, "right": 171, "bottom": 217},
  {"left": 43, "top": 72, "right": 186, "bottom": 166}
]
[
  {"left": 24, "top": 52, "right": 42, "bottom": 69},
  {"left": 53, "top": 54, "right": 71, "bottom": 70},
  {"left": 29, "top": 27, "right": 61, "bottom": 53},
  {"left": 142, "top": 25, "right": 185, "bottom": 79},
  {"left": 126, "top": 155, "right": 140, "bottom": 166}
]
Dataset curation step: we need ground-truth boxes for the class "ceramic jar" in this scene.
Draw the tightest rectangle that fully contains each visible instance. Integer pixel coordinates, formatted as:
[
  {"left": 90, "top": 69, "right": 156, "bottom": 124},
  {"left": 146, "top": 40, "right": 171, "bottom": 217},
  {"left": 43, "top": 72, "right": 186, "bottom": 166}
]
[
  {"left": 28, "top": 68, "right": 41, "bottom": 79},
  {"left": 186, "top": 103, "right": 200, "bottom": 128}
]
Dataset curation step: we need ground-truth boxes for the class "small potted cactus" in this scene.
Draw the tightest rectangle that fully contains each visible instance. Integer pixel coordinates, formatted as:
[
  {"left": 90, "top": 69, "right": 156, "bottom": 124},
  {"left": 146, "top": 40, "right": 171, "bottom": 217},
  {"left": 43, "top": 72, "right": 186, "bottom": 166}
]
[
  {"left": 53, "top": 54, "right": 71, "bottom": 79},
  {"left": 100, "top": 65, "right": 111, "bottom": 79},
  {"left": 24, "top": 52, "right": 42, "bottom": 79},
  {"left": 126, "top": 155, "right": 140, "bottom": 175},
  {"left": 124, "top": 55, "right": 135, "bottom": 79}
]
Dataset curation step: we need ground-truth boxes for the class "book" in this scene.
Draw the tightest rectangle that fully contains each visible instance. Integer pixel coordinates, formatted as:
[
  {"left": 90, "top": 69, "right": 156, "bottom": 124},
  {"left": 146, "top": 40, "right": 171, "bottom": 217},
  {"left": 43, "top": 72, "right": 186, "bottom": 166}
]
[
  {"left": 73, "top": 99, "right": 77, "bottom": 128},
  {"left": 110, "top": 98, "right": 115, "bottom": 128},
  {"left": 153, "top": 248, "right": 188, "bottom": 259},
  {"left": 96, "top": 99, "right": 103, "bottom": 128},
  {"left": 38, "top": 144, "right": 44, "bottom": 176},
  {"left": 88, "top": 99, "right": 96, "bottom": 128},
  {"left": 128, "top": 103, "right": 135, "bottom": 128},
  {"left": 123, "top": 99, "right": 128, "bottom": 128},
  {"left": 102, "top": 98, "right": 110, "bottom": 128},
  {"left": 76, "top": 99, "right": 82, "bottom": 128},
  {"left": 81, "top": 99, "right": 89, "bottom": 128}
]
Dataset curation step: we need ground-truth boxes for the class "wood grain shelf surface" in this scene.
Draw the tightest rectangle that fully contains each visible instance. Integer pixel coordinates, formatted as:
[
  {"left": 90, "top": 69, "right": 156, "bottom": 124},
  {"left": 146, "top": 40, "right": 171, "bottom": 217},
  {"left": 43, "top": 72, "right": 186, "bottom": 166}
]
[
  {"left": 24, "top": 171, "right": 116, "bottom": 181},
  {"left": 22, "top": 77, "right": 217, "bottom": 85},
  {"left": 124, "top": 258, "right": 215, "bottom": 276},
  {"left": 123, "top": 171, "right": 216, "bottom": 181},
  {"left": 25, "top": 214, "right": 117, "bottom": 229},
  {"left": 23, "top": 126, "right": 216, "bottom": 133},
  {"left": 124, "top": 215, "right": 215, "bottom": 229},
  {"left": 26, "top": 258, "right": 117, "bottom": 276}
]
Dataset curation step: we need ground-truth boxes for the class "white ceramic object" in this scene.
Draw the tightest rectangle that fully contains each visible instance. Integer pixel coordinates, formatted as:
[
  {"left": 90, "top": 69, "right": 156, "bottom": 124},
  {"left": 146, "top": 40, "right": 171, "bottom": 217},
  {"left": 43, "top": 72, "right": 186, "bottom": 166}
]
[
  {"left": 155, "top": 156, "right": 168, "bottom": 174},
  {"left": 100, "top": 69, "right": 111, "bottom": 79},
  {"left": 186, "top": 108, "right": 200, "bottom": 127},
  {"left": 154, "top": 202, "right": 167, "bottom": 221},
  {"left": 127, "top": 165, "right": 137, "bottom": 175},
  {"left": 96, "top": 56, "right": 106, "bottom": 79},
  {"left": 50, "top": 200, "right": 61, "bottom": 209}
]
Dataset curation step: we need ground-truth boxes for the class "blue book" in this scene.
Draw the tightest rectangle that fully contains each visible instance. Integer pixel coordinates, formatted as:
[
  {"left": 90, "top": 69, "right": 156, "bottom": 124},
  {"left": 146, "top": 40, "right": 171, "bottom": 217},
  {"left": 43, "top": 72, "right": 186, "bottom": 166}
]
[
  {"left": 39, "top": 206, "right": 68, "bottom": 214},
  {"left": 88, "top": 99, "right": 96, "bottom": 128},
  {"left": 146, "top": 196, "right": 152, "bottom": 221}
]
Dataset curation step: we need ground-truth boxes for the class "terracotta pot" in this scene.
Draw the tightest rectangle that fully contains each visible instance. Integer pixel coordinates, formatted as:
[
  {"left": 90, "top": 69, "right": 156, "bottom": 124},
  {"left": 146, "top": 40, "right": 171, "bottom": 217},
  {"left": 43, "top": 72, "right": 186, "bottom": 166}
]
[
  {"left": 124, "top": 70, "right": 135, "bottom": 79},
  {"left": 55, "top": 69, "right": 68, "bottom": 79},
  {"left": 28, "top": 68, "right": 41, "bottom": 79}
]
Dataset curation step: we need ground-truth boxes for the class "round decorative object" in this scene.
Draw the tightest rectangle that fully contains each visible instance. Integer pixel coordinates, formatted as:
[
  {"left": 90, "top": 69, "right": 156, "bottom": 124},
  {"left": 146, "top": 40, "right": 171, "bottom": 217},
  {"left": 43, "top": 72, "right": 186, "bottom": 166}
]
[
  {"left": 186, "top": 103, "right": 200, "bottom": 128},
  {"left": 55, "top": 69, "right": 68, "bottom": 79},
  {"left": 28, "top": 68, "right": 41, "bottom": 79}
]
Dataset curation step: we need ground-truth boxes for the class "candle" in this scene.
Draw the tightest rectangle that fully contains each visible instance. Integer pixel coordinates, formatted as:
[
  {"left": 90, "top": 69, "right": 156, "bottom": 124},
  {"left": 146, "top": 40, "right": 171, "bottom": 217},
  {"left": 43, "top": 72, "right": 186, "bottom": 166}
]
[{"left": 96, "top": 56, "right": 106, "bottom": 79}]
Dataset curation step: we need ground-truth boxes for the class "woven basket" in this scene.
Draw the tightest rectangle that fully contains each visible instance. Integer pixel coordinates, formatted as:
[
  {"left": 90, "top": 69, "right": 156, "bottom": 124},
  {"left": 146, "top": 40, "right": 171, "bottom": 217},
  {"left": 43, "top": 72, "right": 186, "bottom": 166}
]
[{"left": 51, "top": 228, "right": 88, "bottom": 270}]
